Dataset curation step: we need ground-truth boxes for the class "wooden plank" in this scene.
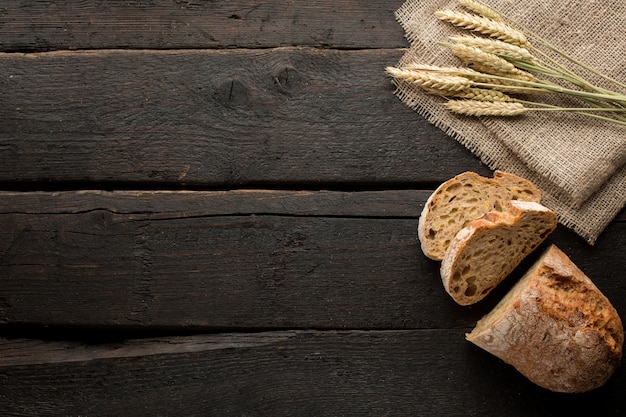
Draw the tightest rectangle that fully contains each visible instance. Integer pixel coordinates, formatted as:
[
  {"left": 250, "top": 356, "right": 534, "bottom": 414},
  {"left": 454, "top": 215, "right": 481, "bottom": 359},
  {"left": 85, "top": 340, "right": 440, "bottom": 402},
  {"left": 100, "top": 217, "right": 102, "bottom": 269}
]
[
  {"left": 1, "top": 330, "right": 624, "bottom": 416},
  {"left": 1, "top": 190, "right": 624, "bottom": 330},
  {"left": 0, "top": 48, "right": 489, "bottom": 187},
  {"left": 0, "top": 0, "right": 408, "bottom": 52},
  {"left": 0, "top": 189, "right": 427, "bottom": 218}
]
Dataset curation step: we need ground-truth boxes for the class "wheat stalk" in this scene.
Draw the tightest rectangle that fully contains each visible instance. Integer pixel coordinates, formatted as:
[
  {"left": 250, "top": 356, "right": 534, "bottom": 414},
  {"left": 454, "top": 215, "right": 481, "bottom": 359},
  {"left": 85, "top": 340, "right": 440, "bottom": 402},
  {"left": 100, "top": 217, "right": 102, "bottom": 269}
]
[
  {"left": 462, "top": 1, "right": 626, "bottom": 91},
  {"left": 458, "top": 0, "right": 503, "bottom": 21},
  {"left": 445, "top": 100, "right": 527, "bottom": 116},
  {"left": 445, "top": 99, "right": 626, "bottom": 125},
  {"left": 388, "top": 1, "right": 626, "bottom": 126},
  {"left": 435, "top": 9, "right": 528, "bottom": 46}
]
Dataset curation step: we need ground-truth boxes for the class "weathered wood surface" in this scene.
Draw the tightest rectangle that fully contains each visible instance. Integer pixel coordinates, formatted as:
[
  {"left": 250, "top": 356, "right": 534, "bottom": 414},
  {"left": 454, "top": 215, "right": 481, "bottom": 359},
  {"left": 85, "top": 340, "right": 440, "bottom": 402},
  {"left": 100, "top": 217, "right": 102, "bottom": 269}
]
[
  {"left": 1, "top": 0, "right": 626, "bottom": 415},
  {"left": 2, "top": 330, "right": 624, "bottom": 417},
  {"left": 0, "top": 48, "right": 488, "bottom": 187},
  {"left": 1, "top": 190, "right": 624, "bottom": 331},
  {"left": 0, "top": 0, "right": 408, "bottom": 52}
]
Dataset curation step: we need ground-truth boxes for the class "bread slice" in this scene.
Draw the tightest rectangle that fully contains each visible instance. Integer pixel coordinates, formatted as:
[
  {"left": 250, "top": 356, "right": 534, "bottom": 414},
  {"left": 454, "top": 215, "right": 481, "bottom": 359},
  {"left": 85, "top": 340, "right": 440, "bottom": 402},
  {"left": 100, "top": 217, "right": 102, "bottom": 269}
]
[
  {"left": 440, "top": 200, "right": 557, "bottom": 305},
  {"left": 418, "top": 171, "right": 541, "bottom": 260},
  {"left": 466, "top": 245, "right": 623, "bottom": 393}
]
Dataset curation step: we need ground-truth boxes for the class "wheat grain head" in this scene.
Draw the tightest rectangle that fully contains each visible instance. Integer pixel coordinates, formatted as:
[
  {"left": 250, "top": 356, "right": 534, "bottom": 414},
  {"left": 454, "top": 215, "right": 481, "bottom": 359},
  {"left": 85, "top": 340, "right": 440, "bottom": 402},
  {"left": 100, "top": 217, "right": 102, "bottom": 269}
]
[
  {"left": 444, "top": 100, "right": 527, "bottom": 116},
  {"left": 450, "top": 44, "right": 537, "bottom": 82},
  {"left": 458, "top": 0, "right": 503, "bottom": 21},
  {"left": 386, "top": 66, "right": 471, "bottom": 91},
  {"left": 435, "top": 9, "right": 528, "bottom": 47},
  {"left": 450, "top": 35, "right": 534, "bottom": 61}
]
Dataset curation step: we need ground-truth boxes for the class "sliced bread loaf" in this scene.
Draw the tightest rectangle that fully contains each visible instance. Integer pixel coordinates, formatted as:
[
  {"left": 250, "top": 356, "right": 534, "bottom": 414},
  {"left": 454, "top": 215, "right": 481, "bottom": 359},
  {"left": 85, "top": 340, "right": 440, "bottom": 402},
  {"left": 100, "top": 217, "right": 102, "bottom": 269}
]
[
  {"left": 440, "top": 200, "right": 557, "bottom": 305},
  {"left": 466, "top": 245, "right": 623, "bottom": 393},
  {"left": 418, "top": 171, "right": 541, "bottom": 260}
]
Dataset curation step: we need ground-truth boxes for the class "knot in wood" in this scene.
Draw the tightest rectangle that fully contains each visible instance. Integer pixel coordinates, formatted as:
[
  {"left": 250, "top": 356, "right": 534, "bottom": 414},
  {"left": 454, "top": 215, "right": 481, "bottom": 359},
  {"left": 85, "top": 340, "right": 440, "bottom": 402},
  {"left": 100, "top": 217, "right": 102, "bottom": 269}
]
[
  {"left": 273, "top": 65, "right": 302, "bottom": 94},
  {"left": 216, "top": 77, "right": 249, "bottom": 107}
]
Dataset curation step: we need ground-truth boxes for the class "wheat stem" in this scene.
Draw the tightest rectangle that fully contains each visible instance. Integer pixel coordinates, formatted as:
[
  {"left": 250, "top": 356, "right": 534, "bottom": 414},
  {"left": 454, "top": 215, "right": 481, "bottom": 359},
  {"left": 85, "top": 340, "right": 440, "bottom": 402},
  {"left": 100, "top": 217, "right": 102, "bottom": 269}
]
[
  {"left": 519, "top": 101, "right": 626, "bottom": 113},
  {"left": 510, "top": 99, "right": 626, "bottom": 125},
  {"left": 417, "top": 1, "right": 626, "bottom": 126},
  {"left": 445, "top": 99, "right": 626, "bottom": 125},
  {"left": 532, "top": 44, "right": 626, "bottom": 92},
  {"left": 524, "top": 107, "right": 626, "bottom": 126},
  {"left": 469, "top": 78, "right": 626, "bottom": 104},
  {"left": 466, "top": 0, "right": 626, "bottom": 91}
]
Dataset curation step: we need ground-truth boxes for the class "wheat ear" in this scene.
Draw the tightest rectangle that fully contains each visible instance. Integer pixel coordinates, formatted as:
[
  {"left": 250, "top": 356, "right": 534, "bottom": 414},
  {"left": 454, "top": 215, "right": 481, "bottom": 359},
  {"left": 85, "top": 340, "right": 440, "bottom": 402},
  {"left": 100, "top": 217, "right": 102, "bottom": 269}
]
[
  {"left": 402, "top": 64, "right": 486, "bottom": 79},
  {"left": 445, "top": 100, "right": 527, "bottom": 116},
  {"left": 425, "top": 87, "right": 513, "bottom": 101},
  {"left": 385, "top": 67, "right": 471, "bottom": 91},
  {"left": 450, "top": 35, "right": 534, "bottom": 61},
  {"left": 401, "top": 63, "right": 529, "bottom": 89},
  {"left": 458, "top": 0, "right": 503, "bottom": 21},
  {"left": 435, "top": 10, "right": 528, "bottom": 47},
  {"left": 449, "top": 44, "right": 537, "bottom": 81},
  {"left": 455, "top": 88, "right": 513, "bottom": 101}
]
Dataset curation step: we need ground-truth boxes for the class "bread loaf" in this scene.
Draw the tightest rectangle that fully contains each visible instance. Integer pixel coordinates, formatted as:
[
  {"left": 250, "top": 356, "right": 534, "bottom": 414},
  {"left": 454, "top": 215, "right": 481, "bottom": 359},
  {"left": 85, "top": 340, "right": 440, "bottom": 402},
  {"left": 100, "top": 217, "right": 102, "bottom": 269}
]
[
  {"left": 466, "top": 245, "right": 623, "bottom": 393},
  {"left": 440, "top": 200, "right": 557, "bottom": 305},
  {"left": 418, "top": 171, "right": 541, "bottom": 260}
]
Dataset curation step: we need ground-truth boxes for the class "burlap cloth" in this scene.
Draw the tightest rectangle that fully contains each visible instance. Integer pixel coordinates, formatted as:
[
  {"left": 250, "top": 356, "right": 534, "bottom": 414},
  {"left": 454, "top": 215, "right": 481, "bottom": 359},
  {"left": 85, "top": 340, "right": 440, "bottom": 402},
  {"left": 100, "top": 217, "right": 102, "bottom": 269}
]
[{"left": 393, "top": 0, "right": 626, "bottom": 244}]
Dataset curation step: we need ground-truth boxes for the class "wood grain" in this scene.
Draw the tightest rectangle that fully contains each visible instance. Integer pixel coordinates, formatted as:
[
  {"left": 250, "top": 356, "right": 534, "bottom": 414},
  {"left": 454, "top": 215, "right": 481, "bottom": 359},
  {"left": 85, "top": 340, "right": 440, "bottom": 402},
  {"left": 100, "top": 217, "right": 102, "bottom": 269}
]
[
  {"left": 1, "top": 330, "right": 624, "bottom": 416},
  {"left": 0, "top": 0, "right": 408, "bottom": 52},
  {"left": 0, "top": 48, "right": 489, "bottom": 187},
  {"left": 1, "top": 190, "right": 624, "bottom": 330},
  {"left": 2, "top": 1, "right": 624, "bottom": 415}
]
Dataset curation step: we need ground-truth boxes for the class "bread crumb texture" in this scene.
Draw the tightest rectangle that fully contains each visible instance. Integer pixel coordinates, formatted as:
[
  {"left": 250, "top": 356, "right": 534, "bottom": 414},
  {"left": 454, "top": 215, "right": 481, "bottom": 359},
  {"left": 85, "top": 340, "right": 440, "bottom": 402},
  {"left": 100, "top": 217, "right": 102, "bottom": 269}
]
[
  {"left": 418, "top": 171, "right": 541, "bottom": 260},
  {"left": 441, "top": 201, "right": 556, "bottom": 305}
]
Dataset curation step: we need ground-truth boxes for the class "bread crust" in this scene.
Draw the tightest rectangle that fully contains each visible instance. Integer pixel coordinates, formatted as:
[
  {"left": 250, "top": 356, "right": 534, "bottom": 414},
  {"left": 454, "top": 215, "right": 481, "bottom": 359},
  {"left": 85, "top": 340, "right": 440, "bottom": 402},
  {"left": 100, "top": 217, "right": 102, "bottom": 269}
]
[
  {"left": 440, "top": 200, "right": 557, "bottom": 305},
  {"left": 466, "top": 245, "right": 623, "bottom": 393},
  {"left": 418, "top": 171, "right": 541, "bottom": 260}
]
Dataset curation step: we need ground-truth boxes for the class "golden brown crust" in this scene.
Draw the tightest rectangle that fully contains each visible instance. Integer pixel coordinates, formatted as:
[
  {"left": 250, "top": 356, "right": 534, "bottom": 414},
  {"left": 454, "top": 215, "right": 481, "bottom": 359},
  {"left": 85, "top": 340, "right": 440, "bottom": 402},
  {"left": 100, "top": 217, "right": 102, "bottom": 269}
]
[{"left": 466, "top": 245, "right": 623, "bottom": 393}]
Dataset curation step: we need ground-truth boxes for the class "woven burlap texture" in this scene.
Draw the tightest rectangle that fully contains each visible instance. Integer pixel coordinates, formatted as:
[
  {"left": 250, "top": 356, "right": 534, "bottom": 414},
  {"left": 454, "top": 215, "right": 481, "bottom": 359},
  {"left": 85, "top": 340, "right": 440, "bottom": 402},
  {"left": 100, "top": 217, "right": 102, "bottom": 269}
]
[{"left": 394, "top": 0, "right": 626, "bottom": 244}]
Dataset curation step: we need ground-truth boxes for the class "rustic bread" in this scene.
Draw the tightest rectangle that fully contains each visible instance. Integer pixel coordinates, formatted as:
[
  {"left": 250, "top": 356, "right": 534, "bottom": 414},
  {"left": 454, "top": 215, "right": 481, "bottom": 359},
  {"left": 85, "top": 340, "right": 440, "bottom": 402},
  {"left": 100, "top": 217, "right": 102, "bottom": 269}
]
[
  {"left": 466, "top": 245, "right": 623, "bottom": 393},
  {"left": 418, "top": 171, "right": 541, "bottom": 260},
  {"left": 440, "top": 200, "right": 557, "bottom": 305}
]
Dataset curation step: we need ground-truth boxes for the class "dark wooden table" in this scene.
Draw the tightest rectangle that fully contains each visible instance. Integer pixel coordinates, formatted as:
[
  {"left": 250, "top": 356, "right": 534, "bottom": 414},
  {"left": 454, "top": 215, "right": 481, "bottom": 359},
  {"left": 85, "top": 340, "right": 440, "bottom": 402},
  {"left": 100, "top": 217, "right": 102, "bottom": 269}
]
[{"left": 1, "top": 1, "right": 624, "bottom": 416}]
